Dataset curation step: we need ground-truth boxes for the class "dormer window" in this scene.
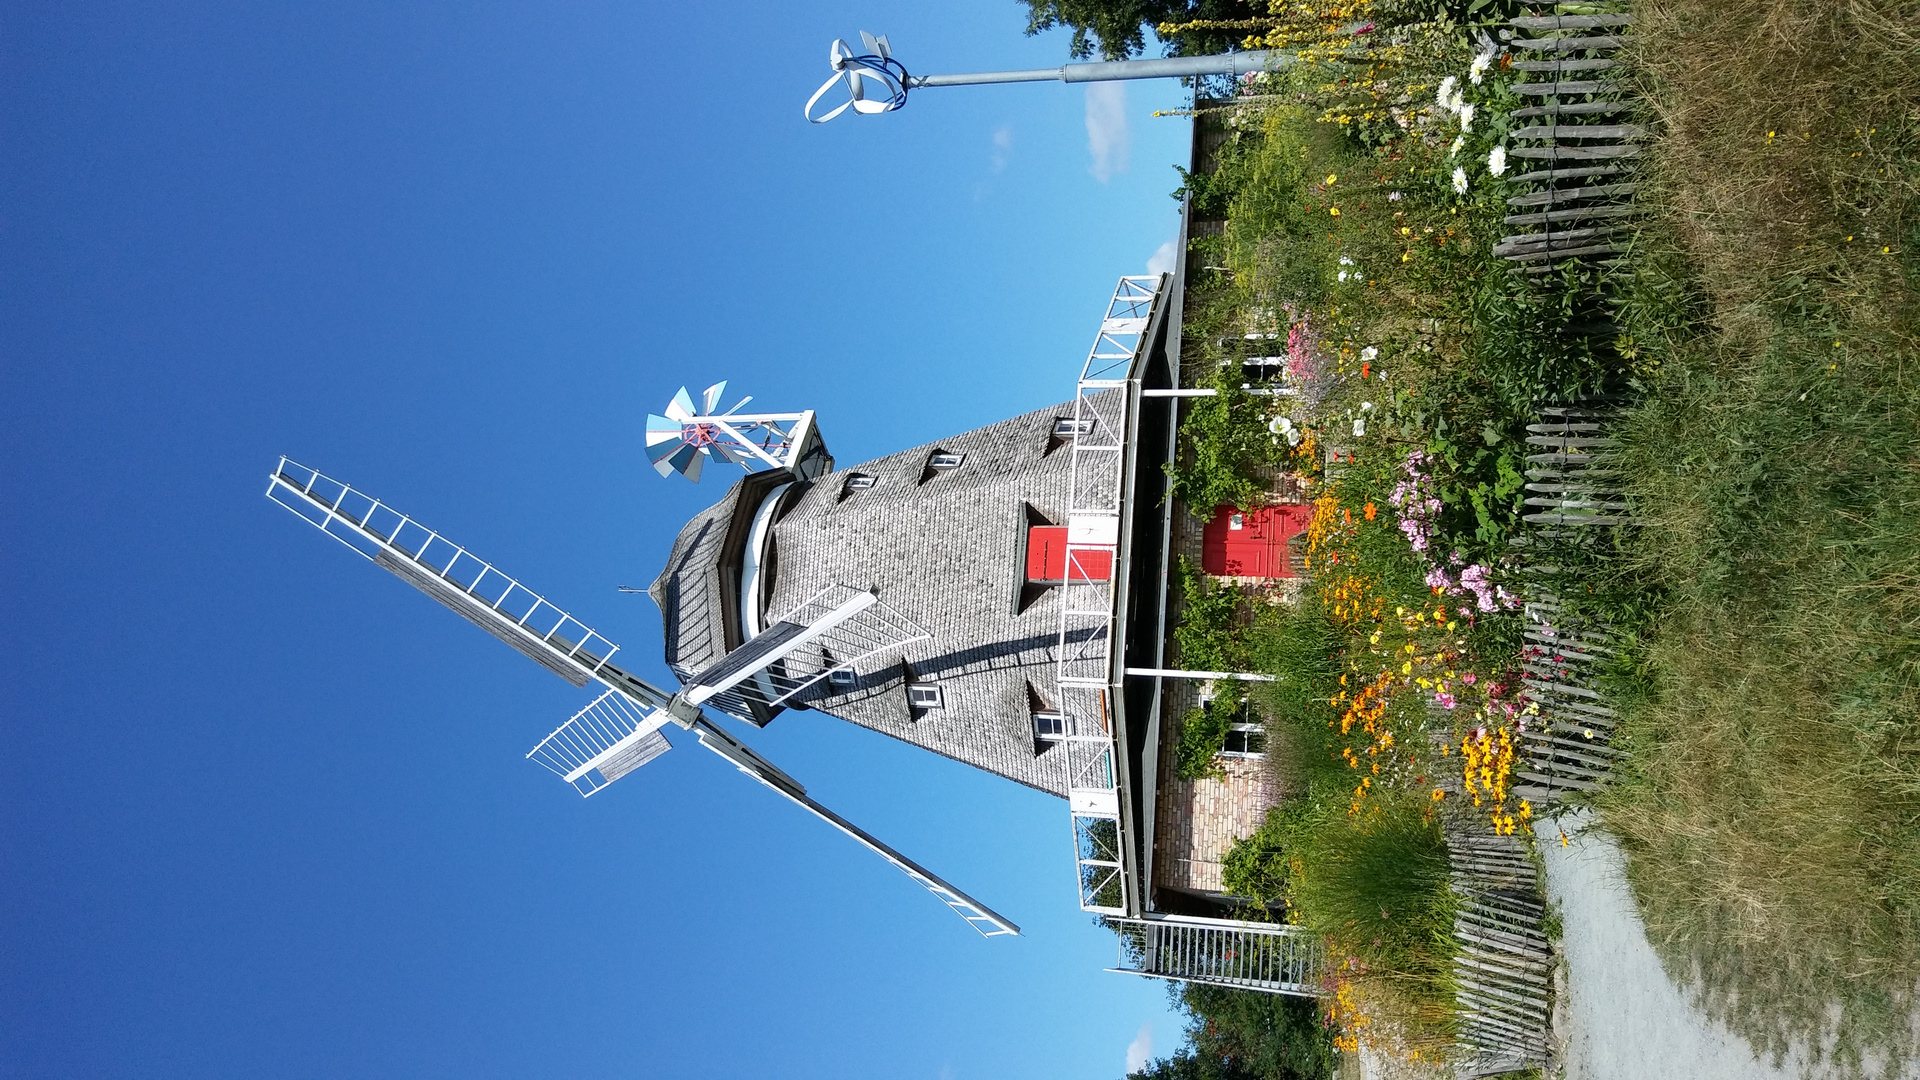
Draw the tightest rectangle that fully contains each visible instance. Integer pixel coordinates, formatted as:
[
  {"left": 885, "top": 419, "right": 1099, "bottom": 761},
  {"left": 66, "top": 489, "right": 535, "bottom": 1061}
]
[
  {"left": 828, "top": 667, "right": 857, "bottom": 689},
  {"left": 919, "top": 451, "right": 966, "bottom": 485},
  {"left": 839, "top": 473, "right": 876, "bottom": 501},
  {"left": 1033, "top": 711, "right": 1066, "bottom": 741},
  {"left": 907, "top": 684, "right": 944, "bottom": 709},
  {"left": 1053, "top": 418, "right": 1093, "bottom": 438}
]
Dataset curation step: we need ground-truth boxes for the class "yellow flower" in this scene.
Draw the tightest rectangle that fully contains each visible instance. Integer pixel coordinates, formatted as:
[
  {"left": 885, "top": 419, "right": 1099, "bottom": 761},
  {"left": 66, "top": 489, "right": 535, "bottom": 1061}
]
[
  {"left": 1431, "top": 788, "right": 1446, "bottom": 801},
  {"left": 1330, "top": 206, "right": 1341, "bottom": 217},
  {"left": 1326, "top": 173, "right": 1338, "bottom": 185}
]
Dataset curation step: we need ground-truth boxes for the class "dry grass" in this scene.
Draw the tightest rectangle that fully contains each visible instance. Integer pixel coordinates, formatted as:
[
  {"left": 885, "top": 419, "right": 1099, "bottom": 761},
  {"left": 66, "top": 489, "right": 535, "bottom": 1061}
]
[{"left": 1593, "top": 0, "right": 1920, "bottom": 1072}]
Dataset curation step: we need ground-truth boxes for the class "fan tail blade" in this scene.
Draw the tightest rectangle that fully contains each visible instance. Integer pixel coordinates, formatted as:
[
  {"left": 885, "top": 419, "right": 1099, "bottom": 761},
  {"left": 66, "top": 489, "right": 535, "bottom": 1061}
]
[{"left": 665, "top": 387, "right": 697, "bottom": 422}]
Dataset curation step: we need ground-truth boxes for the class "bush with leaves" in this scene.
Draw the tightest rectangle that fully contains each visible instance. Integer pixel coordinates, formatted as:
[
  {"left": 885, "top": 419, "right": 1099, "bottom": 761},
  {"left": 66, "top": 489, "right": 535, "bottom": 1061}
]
[{"left": 1127, "top": 982, "right": 1338, "bottom": 1080}]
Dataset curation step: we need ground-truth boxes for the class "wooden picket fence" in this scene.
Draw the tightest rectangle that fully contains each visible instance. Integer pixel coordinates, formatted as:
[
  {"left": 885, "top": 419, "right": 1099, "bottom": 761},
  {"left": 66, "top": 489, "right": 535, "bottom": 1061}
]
[
  {"left": 1447, "top": 6, "right": 1644, "bottom": 1071},
  {"left": 1496, "top": 11, "right": 1642, "bottom": 272},
  {"left": 1447, "top": 829, "right": 1556, "bottom": 1076}
]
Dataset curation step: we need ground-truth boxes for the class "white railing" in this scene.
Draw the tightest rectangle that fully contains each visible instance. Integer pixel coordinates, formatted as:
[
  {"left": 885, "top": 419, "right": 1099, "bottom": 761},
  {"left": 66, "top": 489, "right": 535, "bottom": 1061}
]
[
  {"left": 1107, "top": 916, "right": 1323, "bottom": 997},
  {"left": 1056, "top": 275, "right": 1163, "bottom": 913}
]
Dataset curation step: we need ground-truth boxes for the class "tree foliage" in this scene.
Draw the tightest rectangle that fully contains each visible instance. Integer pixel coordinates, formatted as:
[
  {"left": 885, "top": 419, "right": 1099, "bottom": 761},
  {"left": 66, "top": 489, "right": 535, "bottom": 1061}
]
[
  {"left": 1019, "top": 0, "right": 1265, "bottom": 60},
  {"left": 1127, "top": 983, "right": 1338, "bottom": 1080}
]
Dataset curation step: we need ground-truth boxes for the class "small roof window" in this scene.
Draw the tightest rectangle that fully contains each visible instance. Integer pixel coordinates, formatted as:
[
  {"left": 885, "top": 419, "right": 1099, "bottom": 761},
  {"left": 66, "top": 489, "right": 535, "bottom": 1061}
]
[
  {"left": 907, "top": 684, "right": 944, "bottom": 709},
  {"left": 929, "top": 452, "right": 965, "bottom": 470},
  {"left": 1032, "top": 711, "right": 1066, "bottom": 741}
]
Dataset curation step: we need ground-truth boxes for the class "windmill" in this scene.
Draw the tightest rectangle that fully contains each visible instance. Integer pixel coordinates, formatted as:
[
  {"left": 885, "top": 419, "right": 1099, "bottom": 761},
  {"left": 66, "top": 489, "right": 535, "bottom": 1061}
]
[
  {"left": 265, "top": 456, "right": 1018, "bottom": 938},
  {"left": 645, "top": 381, "right": 830, "bottom": 482}
]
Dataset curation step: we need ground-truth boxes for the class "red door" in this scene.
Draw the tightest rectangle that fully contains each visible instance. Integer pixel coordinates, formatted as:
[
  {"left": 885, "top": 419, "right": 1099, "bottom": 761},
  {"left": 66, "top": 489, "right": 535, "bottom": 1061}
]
[
  {"left": 1026, "top": 526, "right": 1113, "bottom": 582},
  {"left": 1201, "top": 504, "right": 1311, "bottom": 578}
]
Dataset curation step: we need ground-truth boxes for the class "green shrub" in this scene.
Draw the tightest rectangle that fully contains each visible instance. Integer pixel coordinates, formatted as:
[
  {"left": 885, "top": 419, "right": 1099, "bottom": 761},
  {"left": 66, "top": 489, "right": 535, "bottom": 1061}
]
[
  {"left": 1174, "top": 683, "right": 1247, "bottom": 781},
  {"left": 1172, "top": 557, "right": 1251, "bottom": 673},
  {"left": 1230, "top": 793, "right": 1458, "bottom": 1003},
  {"left": 1125, "top": 982, "right": 1339, "bottom": 1080}
]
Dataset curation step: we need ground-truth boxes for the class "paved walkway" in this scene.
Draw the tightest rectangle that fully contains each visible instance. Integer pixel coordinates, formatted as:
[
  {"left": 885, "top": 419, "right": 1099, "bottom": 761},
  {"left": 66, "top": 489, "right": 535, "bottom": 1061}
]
[{"left": 1540, "top": 808, "right": 1886, "bottom": 1080}]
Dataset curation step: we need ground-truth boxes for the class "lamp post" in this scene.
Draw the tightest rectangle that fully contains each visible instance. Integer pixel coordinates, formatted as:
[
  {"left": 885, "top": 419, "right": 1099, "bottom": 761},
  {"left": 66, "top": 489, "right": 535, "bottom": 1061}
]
[{"left": 805, "top": 31, "right": 1285, "bottom": 123}]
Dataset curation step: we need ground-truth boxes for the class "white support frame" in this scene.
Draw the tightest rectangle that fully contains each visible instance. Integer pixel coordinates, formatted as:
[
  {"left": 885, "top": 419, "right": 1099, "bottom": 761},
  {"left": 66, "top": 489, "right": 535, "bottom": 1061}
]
[
  {"left": 1054, "top": 275, "right": 1163, "bottom": 914},
  {"left": 651, "top": 408, "right": 827, "bottom": 481}
]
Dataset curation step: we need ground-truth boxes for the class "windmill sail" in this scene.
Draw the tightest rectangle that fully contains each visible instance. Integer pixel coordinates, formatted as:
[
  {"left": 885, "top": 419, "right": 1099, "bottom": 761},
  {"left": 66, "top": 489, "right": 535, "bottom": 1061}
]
[
  {"left": 266, "top": 456, "right": 1015, "bottom": 937},
  {"left": 691, "top": 717, "right": 1020, "bottom": 937}
]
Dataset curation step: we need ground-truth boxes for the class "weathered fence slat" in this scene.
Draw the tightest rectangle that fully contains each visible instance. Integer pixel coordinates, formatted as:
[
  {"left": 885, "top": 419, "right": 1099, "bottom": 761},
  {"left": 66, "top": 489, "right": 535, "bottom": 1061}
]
[
  {"left": 1510, "top": 142, "right": 1644, "bottom": 160},
  {"left": 1511, "top": 100, "right": 1629, "bottom": 118},
  {"left": 1512, "top": 57, "right": 1621, "bottom": 72},
  {"left": 1512, "top": 79, "right": 1615, "bottom": 95},
  {"left": 1511, "top": 34, "right": 1633, "bottom": 51},
  {"left": 1510, "top": 13, "right": 1633, "bottom": 30},
  {"left": 1507, "top": 181, "right": 1638, "bottom": 206}
]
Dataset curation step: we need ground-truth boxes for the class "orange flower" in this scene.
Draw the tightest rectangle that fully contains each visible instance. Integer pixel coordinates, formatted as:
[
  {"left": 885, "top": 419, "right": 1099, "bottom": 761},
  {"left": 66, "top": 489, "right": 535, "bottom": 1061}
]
[{"left": 1363, "top": 502, "right": 1377, "bottom": 520}]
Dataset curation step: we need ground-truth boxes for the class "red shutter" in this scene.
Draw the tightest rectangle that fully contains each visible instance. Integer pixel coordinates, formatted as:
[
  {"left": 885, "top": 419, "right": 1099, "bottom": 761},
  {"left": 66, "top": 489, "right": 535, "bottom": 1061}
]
[{"left": 1026, "top": 526, "right": 1112, "bottom": 582}]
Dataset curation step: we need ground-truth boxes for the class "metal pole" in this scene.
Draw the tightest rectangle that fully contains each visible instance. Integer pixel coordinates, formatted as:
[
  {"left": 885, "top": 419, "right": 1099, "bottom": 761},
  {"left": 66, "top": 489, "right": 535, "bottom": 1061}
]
[
  {"left": 1123, "top": 667, "right": 1277, "bottom": 682},
  {"left": 806, "top": 38, "right": 1301, "bottom": 123},
  {"left": 909, "top": 50, "right": 1282, "bottom": 88}
]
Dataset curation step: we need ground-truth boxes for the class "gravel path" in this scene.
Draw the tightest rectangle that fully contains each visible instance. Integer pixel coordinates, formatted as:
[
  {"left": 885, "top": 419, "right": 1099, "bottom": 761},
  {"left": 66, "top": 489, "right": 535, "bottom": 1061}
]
[{"left": 1541, "top": 808, "right": 1860, "bottom": 1080}]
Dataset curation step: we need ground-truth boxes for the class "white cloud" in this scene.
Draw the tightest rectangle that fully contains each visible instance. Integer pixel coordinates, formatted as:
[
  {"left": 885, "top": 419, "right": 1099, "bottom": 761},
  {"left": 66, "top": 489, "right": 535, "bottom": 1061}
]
[
  {"left": 990, "top": 125, "right": 1013, "bottom": 172},
  {"left": 1085, "top": 82, "right": 1130, "bottom": 182},
  {"left": 1125, "top": 1023, "right": 1154, "bottom": 1074},
  {"left": 1146, "top": 237, "right": 1179, "bottom": 276}
]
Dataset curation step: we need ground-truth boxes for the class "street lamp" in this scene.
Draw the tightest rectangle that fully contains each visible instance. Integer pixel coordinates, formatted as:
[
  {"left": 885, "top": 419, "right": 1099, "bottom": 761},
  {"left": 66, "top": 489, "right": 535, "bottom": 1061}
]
[{"left": 805, "top": 31, "right": 1285, "bottom": 123}]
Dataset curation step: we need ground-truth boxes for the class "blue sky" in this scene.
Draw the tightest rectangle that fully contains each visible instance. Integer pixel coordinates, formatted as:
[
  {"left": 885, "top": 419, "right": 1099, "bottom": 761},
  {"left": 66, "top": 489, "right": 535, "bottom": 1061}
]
[{"left": 1, "top": 4, "right": 1197, "bottom": 1077}]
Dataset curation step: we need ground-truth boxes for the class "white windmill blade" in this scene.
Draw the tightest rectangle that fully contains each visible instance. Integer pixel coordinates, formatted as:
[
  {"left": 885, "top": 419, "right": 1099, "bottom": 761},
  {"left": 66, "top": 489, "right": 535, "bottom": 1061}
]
[
  {"left": 265, "top": 458, "right": 636, "bottom": 689},
  {"left": 700, "top": 381, "right": 727, "bottom": 415},
  {"left": 680, "top": 587, "right": 876, "bottom": 705},
  {"left": 859, "top": 30, "right": 881, "bottom": 55},
  {"left": 689, "top": 716, "right": 1020, "bottom": 937},
  {"left": 873, "top": 34, "right": 891, "bottom": 59},
  {"left": 681, "top": 583, "right": 928, "bottom": 712},
  {"left": 527, "top": 687, "right": 675, "bottom": 797}
]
